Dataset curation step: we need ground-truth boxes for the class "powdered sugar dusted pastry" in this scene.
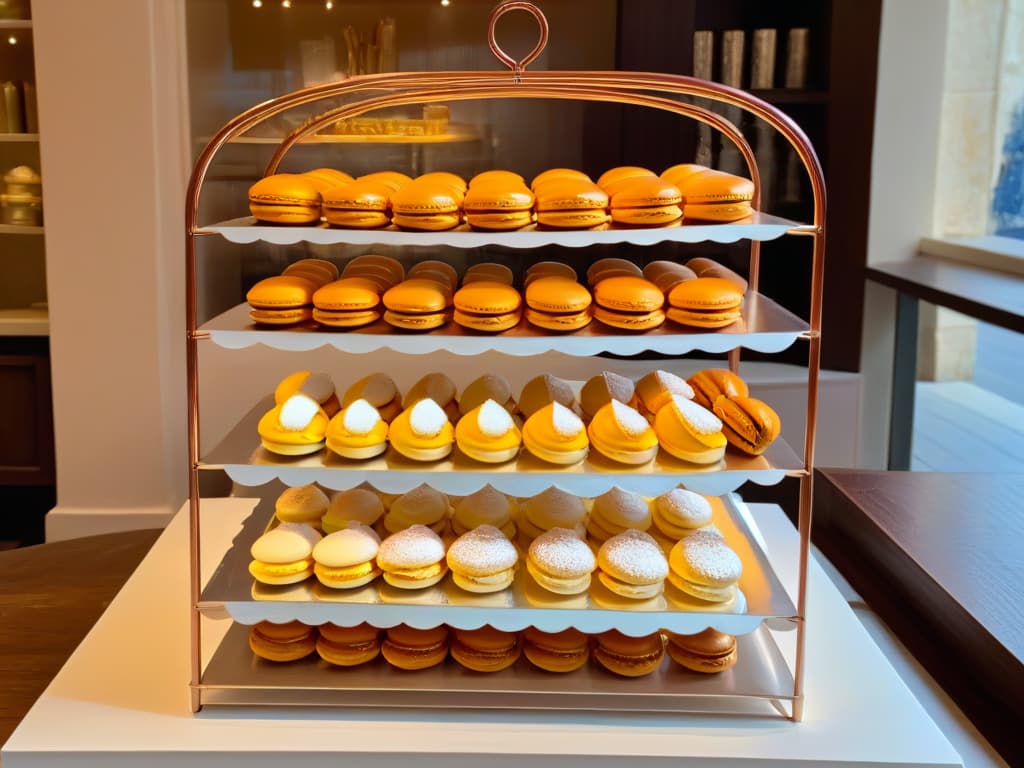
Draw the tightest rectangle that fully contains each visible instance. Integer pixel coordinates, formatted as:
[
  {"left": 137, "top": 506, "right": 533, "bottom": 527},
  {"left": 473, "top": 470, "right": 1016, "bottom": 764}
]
[
  {"left": 526, "top": 526, "right": 596, "bottom": 595},
  {"left": 652, "top": 488, "right": 713, "bottom": 539},
  {"left": 596, "top": 529, "right": 668, "bottom": 600},
  {"left": 587, "top": 486, "right": 652, "bottom": 541},
  {"left": 446, "top": 524, "right": 519, "bottom": 593},
  {"left": 376, "top": 524, "right": 448, "bottom": 589}
]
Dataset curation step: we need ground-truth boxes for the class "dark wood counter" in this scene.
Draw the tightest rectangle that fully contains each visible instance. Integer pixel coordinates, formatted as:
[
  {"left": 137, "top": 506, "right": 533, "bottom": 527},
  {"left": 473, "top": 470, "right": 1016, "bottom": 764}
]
[
  {"left": 0, "top": 529, "right": 161, "bottom": 748},
  {"left": 814, "top": 469, "right": 1023, "bottom": 765}
]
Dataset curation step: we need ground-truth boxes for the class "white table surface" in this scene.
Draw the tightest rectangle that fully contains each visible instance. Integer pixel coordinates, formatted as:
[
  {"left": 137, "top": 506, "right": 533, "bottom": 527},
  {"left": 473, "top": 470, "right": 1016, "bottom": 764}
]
[{"left": 2, "top": 502, "right": 963, "bottom": 768}]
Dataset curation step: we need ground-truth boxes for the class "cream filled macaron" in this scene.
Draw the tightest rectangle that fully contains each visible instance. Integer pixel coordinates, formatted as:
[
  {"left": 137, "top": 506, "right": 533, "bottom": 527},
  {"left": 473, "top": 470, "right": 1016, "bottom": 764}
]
[
  {"left": 446, "top": 524, "right": 519, "bottom": 593},
  {"left": 586, "top": 486, "right": 652, "bottom": 542},
  {"left": 458, "top": 374, "right": 516, "bottom": 416},
  {"left": 312, "top": 522, "right": 382, "bottom": 589},
  {"left": 249, "top": 522, "right": 322, "bottom": 585},
  {"left": 636, "top": 369, "right": 695, "bottom": 417},
  {"left": 526, "top": 526, "right": 596, "bottom": 595},
  {"left": 653, "top": 393, "right": 727, "bottom": 465},
  {"left": 668, "top": 528, "right": 742, "bottom": 603},
  {"left": 522, "top": 401, "right": 590, "bottom": 466},
  {"left": 586, "top": 399, "right": 659, "bottom": 466},
  {"left": 596, "top": 529, "right": 668, "bottom": 600},
  {"left": 652, "top": 488, "right": 713, "bottom": 540},
  {"left": 377, "top": 524, "right": 449, "bottom": 589}
]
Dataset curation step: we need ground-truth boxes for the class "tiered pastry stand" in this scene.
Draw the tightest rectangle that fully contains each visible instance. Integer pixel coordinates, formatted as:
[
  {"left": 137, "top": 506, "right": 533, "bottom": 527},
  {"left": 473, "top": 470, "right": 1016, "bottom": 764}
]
[{"left": 186, "top": 2, "right": 824, "bottom": 721}]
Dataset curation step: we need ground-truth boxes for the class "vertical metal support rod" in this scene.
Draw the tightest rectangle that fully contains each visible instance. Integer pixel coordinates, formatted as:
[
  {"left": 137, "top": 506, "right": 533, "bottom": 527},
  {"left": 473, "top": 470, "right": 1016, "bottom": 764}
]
[{"left": 888, "top": 291, "right": 918, "bottom": 470}]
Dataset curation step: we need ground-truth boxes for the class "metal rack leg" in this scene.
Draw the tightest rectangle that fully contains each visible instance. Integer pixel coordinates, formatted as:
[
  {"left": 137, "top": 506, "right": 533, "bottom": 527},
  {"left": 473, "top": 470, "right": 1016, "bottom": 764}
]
[{"left": 888, "top": 291, "right": 919, "bottom": 470}]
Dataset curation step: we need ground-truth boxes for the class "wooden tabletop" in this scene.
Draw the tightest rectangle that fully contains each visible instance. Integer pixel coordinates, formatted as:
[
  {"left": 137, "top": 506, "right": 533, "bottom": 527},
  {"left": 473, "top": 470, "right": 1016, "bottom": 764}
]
[
  {"left": 866, "top": 255, "right": 1024, "bottom": 332},
  {"left": 0, "top": 528, "right": 161, "bottom": 749},
  {"left": 814, "top": 469, "right": 1024, "bottom": 765}
]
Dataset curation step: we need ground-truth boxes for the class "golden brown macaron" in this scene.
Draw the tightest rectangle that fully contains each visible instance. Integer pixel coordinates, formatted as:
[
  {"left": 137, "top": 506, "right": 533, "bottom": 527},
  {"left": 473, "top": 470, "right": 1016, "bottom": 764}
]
[
  {"left": 301, "top": 167, "right": 354, "bottom": 194},
  {"left": 316, "top": 622, "right": 381, "bottom": 667},
  {"left": 534, "top": 179, "right": 610, "bottom": 229},
  {"left": 660, "top": 163, "right": 709, "bottom": 189},
  {"left": 463, "top": 183, "right": 535, "bottom": 231},
  {"left": 464, "top": 263, "right": 515, "bottom": 285},
  {"left": 356, "top": 170, "right": 413, "bottom": 191},
  {"left": 687, "top": 368, "right": 750, "bottom": 410},
  {"left": 643, "top": 261, "right": 698, "bottom": 294},
  {"left": 282, "top": 257, "right": 339, "bottom": 286},
  {"left": 530, "top": 167, "right": 592, "bottom": 191},
  {"left": 248, "top": 174, "right": 322, "bottom": 225},
  {"left": 592, "top": 629, "right": 665, "bottom": 677},
  {"left": 403, "top": 372, "right": 459, "bottom": 421},
  {"left": 524, "top": 276, "right": 593, "bottom": 332},
  {"left": 522, "top": 626, "right": 590, "bottom": 672},
  {"left": 469, "top": 169, "right": 525, "bottom": 188},
  {"left": 381, "top": 624, "right": 449, "bottom": 670},
  {"left": 246, "top": 274, "right": 317, "bottom": 325},
  {"left": 452, "top": 280, "right": 523, "bottom": 333},
  {"left": 414, "top": 171, "right": 468, "bottom": 194},
  {"left": 677, "top": 169, "right": 755, "bottom": 222},
  {"left": 524, "top": 261, "right": 577, "bottom": 285},
  {"left": 712, "top": 394, "right": 781, "bottom": 455},
  {"left": 390, "top": 182, "right": 462, "bottom": 231},
  {"left": 344, "top": 253, "right": 405, "bottom": 285},
  {"left": 685, "top": 257, "right": 749, "bottom": 292},
  {"left": 609, "top": 176, "right": 683, "bottom": 226},
  {"left": 666, "top": 277, "right": 744, "bottom": 329},
  {"left": 592, "top": 275, "right": 666, "bottom": 331},
  {"left": 450, "top": 625, "right": 522, "bottom": 672},
  {"left": 666, "top": 628, "right": 737, "bottom": 673},
  {"left": 597, "top": 165, "right": 658, "bottom": 197},
  {"left": 382, "top": 278, "right": 453, "bottom": 331},
  {"left": 322, "top": 179, "right": 393, "bottom": 228},
  {"left": 409, "top": 260, "right": 459, "bottom": 290},
  {"left": 312, "top": 277, "right": 382, "bottom": 328},
  {"left": 249, "top": 620, "right": 318, "bottom": 662},
  {"left": 586, "top": 257, "right": 643, "bottom": 287}
]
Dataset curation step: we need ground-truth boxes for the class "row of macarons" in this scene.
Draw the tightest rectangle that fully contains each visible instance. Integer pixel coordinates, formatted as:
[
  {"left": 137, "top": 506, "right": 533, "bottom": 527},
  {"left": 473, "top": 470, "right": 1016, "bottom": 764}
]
[
  {"left": 252, "top": 485, "right": 743, "bottom": 608},
  {"left": 250, "top": 620, "right": 738, "bottom": 677},
  {"left": 259, "top": 367, "right": 780, "bottom": 465},
  {"left": 247, "top": 164, "right": 756, "bottom": 230},
  {"left": 247, "top": 255, "right": 747, "bottom": 333},
  {"left": 272, "top": 482, "right": 725, "bottom": 553}
]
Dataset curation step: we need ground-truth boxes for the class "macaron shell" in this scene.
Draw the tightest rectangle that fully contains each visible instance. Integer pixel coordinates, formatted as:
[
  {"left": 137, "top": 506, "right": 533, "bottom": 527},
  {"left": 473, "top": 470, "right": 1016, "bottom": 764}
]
[
  {"left": 249, "top": 307, "right": 314, "bottom": 326},
  {"left": 712, "top": 395, "right": 781, "bottom": 455},
  {"left": 594, "top": 276, "right": 665, "bottom": 312},
  {"left": 453, "top": 281, "right": 522, "bottom": 315},
  {"left": 246, "top": 275, "right": 317, "bottom": 309},
  {"left": 593, "top": 306, "right": 666, "bottom": 331},
  {"left": 524, "top": 307, "right": 593, "bottom": 332},
  {"left": 249, "top": 174, "right": 322, "bottom": 205},
  {"left": 525, "top": 276, "right": 592, "bottom": 313}
]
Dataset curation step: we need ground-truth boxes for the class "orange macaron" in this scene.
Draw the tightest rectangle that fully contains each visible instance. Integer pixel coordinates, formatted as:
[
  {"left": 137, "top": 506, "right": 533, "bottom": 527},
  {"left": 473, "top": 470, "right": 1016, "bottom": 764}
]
[{"left": 452, "top": 280, "right": 523, "bottom": 332}]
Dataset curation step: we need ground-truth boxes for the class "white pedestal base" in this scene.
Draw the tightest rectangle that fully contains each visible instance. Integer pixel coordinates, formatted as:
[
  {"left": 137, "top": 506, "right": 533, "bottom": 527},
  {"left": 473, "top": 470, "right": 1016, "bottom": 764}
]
[{"left": 3, "top": 504, "right": 962, "bottom": 767}]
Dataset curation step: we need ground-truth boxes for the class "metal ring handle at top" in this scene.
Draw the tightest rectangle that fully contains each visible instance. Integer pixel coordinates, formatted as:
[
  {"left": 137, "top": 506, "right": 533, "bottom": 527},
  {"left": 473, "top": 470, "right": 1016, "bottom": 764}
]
[{"left": 488, "top": 1, "right": 549, "bottom": 77}]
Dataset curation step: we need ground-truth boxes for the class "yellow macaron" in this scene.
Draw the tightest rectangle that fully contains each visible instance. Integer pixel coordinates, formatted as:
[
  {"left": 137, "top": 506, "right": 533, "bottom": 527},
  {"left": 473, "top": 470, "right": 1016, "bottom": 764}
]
[{"left": 248, "top": 174, "right": 322, "bottom": 225}]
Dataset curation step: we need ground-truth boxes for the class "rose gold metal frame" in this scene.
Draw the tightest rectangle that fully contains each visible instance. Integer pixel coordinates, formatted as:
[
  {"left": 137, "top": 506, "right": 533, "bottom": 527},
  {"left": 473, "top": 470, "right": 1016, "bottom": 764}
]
[{"left": 185, "top": 1, "right": 823, "bottom": 720}]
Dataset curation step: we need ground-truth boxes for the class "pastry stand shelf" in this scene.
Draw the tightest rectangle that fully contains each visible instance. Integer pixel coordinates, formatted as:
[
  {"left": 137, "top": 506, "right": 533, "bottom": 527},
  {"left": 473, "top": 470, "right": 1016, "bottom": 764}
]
[
  {"left": 185, "top": 1, "right": 827, "bottom": 720},
  {"left": 202, "top": 213, "right": 812, "bottom": 248},
  {"left": 201, "top": 621, "right": 793, "bottom": 713},
  {"left": 200, "top": 395, "right": 804, "bottom": 498},
  {"left": 198, "top": 488, "right": 796, "bottom": 637},
  {"left": 201, "top": 293, "right": 811, "bottom": 357}
]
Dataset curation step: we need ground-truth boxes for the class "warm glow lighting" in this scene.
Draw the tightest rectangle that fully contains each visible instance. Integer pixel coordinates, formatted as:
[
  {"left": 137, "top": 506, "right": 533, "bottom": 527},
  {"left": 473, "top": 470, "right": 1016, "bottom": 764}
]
[
  {"left": 281, "top": 0, "right": 291, "bottom": 7},
  {"left": 252, "top": 0, "right": 261, "bottom": 6},
  {"left": 440, "top": 0, "right": 450, "bottom": 5},
  {"left": 7, "top": 35, "right": 16, "bottom": 45},
  {"left": 325, "top": 0, "right": 333, "bottom": 8}
]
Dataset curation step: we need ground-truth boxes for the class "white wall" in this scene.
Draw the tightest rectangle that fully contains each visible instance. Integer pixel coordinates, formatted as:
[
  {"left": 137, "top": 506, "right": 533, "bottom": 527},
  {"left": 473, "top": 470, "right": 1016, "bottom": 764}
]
[
  {"left": 859, "top": 0, "right": 950, "bottom": 468},
  {"left": 34, "top": 0, "right": 190, "bottom": 540}
]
